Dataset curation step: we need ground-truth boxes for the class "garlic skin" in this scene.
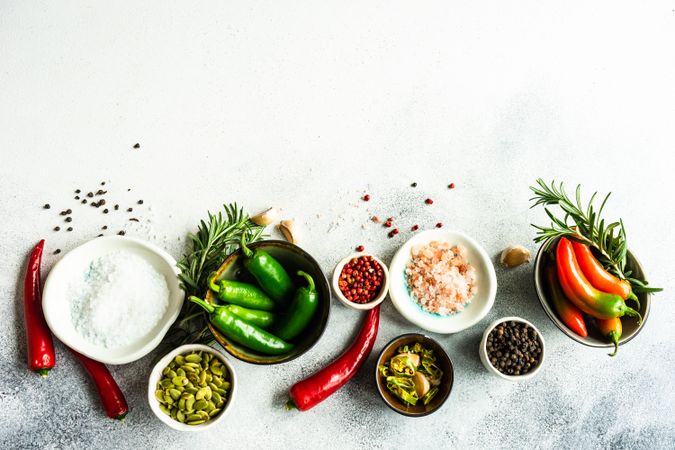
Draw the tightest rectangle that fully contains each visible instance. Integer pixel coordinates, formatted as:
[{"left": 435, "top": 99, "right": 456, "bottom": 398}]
[
  {"left": 500, "top": 245, "right": 531, "bottom": 268},
  {"left": 250, "top": 207, "right": 279, "bottom": 226},
  {"left": 278, "top": 219, "right": 298, "bottom": 244}
]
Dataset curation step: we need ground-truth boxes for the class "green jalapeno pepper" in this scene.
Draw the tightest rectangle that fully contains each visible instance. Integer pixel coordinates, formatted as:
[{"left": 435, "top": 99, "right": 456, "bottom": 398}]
[
  {"left": 273, "top": 271, "right": 319, "bottom": 341},
  {"left": 240, "top": 238, "right": 294, "bottom": 306},
  {"left": 189, "top": 296, "right": 293, "bottom": 355},
  {"left": 225, "top": 304, "right": 276, "bottom": 329},
  {"left": 208, "top": 274, "right": 276, "bottom": 311}
]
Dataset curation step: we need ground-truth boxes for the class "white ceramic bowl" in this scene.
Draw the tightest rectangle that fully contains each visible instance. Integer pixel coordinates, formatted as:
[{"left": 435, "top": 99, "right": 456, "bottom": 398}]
[
  {"left": 332, "top": 252, "right": 390, "bottom": 310},
  {"left": 42, "top": 236, "right": 184, "bottom": 364},
  {"left": 479, "top": 316, "right": 546, "bottom": 381},
  {"left": 148, "top": 344, "right": 236, "bottom": 431},
  {"left": 388, "top": 229, "right": 497, "bottom": 334}
]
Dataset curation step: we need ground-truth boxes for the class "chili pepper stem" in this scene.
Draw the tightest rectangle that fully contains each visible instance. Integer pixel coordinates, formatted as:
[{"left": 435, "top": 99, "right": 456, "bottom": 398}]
[
  {"left": 297, "top": 271, "right": 315, "bottom": 291},
  {"left": 607, "top": 332, "right": 620, "bottom": 357},
  {"left": 240, "top": 234, "right": 253, "bottom": 258},
  {"left": 189, "top": 296, "right": 215, "bottom": 314},
  {"left": 37, "top": 368, "right": 49, "bottom": 378},
  {"left": 208, "top": 272, "right": 221, "bottom": 293},
  {"left": 285, "top": 399, "right": 298, "bottom": 411},
  {"left": 627, "top": 292, "right": 639, "bottom": 308}
]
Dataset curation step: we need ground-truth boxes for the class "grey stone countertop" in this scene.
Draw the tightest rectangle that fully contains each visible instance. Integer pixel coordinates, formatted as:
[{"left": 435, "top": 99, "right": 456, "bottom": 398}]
[{"left": 1, "top": 2, "right": 674, "bottom": 449}]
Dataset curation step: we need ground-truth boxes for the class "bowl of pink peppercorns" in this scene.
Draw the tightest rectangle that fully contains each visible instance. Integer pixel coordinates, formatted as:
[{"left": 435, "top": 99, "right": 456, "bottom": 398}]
[{"left": 332, "top": 252, "right": 390, "bottom": 310}]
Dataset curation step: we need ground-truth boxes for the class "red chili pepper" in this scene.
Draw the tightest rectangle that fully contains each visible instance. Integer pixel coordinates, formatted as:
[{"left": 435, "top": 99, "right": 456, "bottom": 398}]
[
  {"left": 70, "top": 350, "right": 129, "bottom": 419},
  {"left": 287, "top": 306, "right": 380, "bottom": 411},
  {"left": 545, "top": 265, "right": 588, "bottom": 337},
  {"left": 597, "top": 318, "right": 622, "bottom": 357},
  {"left": 24, "top": 240, "right": 55, "bottom": 377},
  {"left": 556, "top": 238, "right": 640, "bottom": 321},
  {"left": 571, "top": 240, "right": 638, "bottom": 304}
]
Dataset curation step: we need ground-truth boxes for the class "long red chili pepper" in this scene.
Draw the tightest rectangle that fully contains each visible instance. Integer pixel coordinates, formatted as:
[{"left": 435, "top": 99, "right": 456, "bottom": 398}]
[
  {"left": 24, "top": 240, "right": 55, "bottom": 377},
  {"left": 287, "top": 305, "right": 380, "bottom": 411},
  {"left": 556, "top": 238, "right": 640, "bottom": 321},
  {"left": 70, "top": 349, "right": 129, "bottom": 419},
  {"left": 596, "top": 318, "right": 622, "bottom": 357},
  {"left": 545, "top": 265, "right": 588, "bottom": 337}
]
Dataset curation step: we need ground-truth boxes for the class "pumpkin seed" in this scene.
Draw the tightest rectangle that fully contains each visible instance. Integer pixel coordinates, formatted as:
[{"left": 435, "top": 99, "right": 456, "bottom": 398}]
[
  {"left": 193, "top": 400, "right": 208, "bottom": 411},
  {"left": 185, "top": 354, "right": 202, "bottom": 364},
  {"left": 175, "top": 355, "right": 185, "bottom": 365},
  {"left": 187, "top": 419, "right": 206, "bottom": 425},
  {"left": 211, "top": 391, "right": 222, "bottom": 405},
  {"left": 211, "top": 363, "right": 223, "bottom": 376},
  {"left": 209, "top": 408, "right": 221, "bottom": 417},
  {"left": 186, "top": 396, "right": 196, "bottom": 412},
  {"left": 177, "top": 410, "right": 186, "bottom": 423},
  {"left": 176, "top": 368, "right": 186, "bottom": 377},
  {"left": 159, "top": 404, "right": 171, "bottom": 416},
  {"left": 155, "top": 389, "right": 165, "bottom": 402},
  {"left": 181, "top": 365, "right": 196, "bottom": 373},
  {"left": 160, "top": 379, "right": 173, "bottom": 389},
  {"left": 172, "top": 376, "right": 188, "bottom": 387},
  {"left": 169, "top": 389, "right": 181, "bottom": 401},
  {"left": 205, "top": 400, "right": 216, "bottom": 412}
]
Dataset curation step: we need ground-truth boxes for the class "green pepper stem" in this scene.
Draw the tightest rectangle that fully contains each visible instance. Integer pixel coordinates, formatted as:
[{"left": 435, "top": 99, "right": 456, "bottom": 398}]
[
  {"left": 624, "top": 307, "right": 642, "bottom": 325},
  {"left": 607, "top": 331, "right": 619, "bottom": 357},
  {"left": 285, "top": 398, "right": 298, "bottom": 411},
  {"left": 208, "top": 272, "right": 221, "bottom": 293},
  {"left": 37, "top": 368, "right": 49, "bottom": 378},
  {"left": 189, "top": 296, "right": 215, "bottom": 314},
  {"left": 297, "top": 271, "right": 315, "bottom": 291},
  {"left": 627, "top": 292, "right": 639, "bottom": 309},
  {"left": 240, "top": 234, "right": 253, "bottom": 258}
]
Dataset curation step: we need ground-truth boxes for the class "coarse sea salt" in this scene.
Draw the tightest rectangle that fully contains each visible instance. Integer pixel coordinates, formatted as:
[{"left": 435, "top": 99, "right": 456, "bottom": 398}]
[{"left": 69, "top": 250, "right": 169, "bottom": 349}]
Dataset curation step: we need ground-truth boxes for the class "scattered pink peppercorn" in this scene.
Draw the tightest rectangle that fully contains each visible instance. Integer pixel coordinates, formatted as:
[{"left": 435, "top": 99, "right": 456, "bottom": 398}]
[
  {"left": 436, "top": 222, "right": 443, "bottom": 228},
  {"left": 387, "top": 217, "right": 394, "bottom": 222},
  {"left": 384, "top": 220, "right": 392, "bottom": 228},
  {"left": 356, "top": 245, "right": 365, "bottom": 252},
  {"left": 388, "top": 228, "right": 400, "bottom": 238},
  {"left": 362, "top": 194, "right": 371, "bottom": 201},
  {"left": 411, "top": 224, "right": 419, "bottom": 231},
  {"left": 425, "top": 198, "right": 433, "bottom": 205},
  {"left": 448, "top": 183, "right": 455, "bottom": 189}
]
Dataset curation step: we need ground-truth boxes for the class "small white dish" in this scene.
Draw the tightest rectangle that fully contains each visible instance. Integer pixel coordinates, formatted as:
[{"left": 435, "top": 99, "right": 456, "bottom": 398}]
[
  {"left": 148, "top": 344, "right": 236, "bottom": 431},
  {"left": 42, "top": 236, "right": 184, "bottom": 365},
  {"left": 332, "top": 252, "right": 389, "bottom": 310},
  {"left": 479, "top": 316, "right": 545, "bottom": 381},
  {"left": 388, "top": 229, "right": 497, "bottom": 334}
]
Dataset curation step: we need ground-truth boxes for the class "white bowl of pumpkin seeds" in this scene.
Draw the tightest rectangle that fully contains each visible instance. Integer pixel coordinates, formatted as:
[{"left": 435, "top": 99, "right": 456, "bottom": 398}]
[{"left": 148, "top": 344, "right": 236, "bottom": 431}]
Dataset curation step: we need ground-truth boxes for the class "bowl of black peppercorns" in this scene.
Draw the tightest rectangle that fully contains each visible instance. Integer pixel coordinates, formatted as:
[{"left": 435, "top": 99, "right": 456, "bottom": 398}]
[{"left": 479, "top": 317, "right": 545, "bottom": 380}]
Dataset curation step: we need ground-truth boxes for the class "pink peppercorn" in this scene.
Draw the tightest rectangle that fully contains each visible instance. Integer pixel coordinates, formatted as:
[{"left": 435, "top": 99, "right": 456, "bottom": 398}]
[
  {"left": 338, "top": 255, "right": 384, "bottom": 304},
  {"left": 436, "top": 222, "right": 443, "bottom": 228},
  {"left": 425, "top": 198, "right": 433, "bottom": 205},
  {"left": 384, "top": 221, "right": 392, "bottom": 228},
  {"left": 411, "top": 224, "right": 419, "bottom": 231},
  {"left": 448, "top": 183, "right": 455, "bottom": 189},
  {"left": 362, "top": 194, "right": 370, "bottom": 201},
  {"left": 356, "top": 245, "right": 365, "bottom": 252}
]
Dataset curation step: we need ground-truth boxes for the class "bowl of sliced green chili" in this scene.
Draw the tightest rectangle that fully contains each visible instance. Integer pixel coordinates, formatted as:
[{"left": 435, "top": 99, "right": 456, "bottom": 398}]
[
  {"left": 375, "top": 334, "right": 453, "bottom": 417},
  {"left": 205, "top": 240, "right": 330, "bottom": 365}
]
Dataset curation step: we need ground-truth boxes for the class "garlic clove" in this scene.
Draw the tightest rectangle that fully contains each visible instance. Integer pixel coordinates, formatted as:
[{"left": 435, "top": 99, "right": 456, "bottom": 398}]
[
  {"left": 500, "top": 245, "right": 531, "bottom": 268},
  {"left": 412, "top": 372, "right": 431, "bottom": 397},
  {"left": 394, "top": 352, "right": 420, "bottom": 367},
  {"left": 250, "top": 207, "right": 279, "bottom": 226},
  {"left": 278, "top": 219, "right": 298, "bottom": 244}
]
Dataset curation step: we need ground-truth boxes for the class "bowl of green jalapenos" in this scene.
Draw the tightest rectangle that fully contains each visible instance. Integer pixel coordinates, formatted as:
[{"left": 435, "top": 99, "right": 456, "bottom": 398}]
[{"left": 193, "top": 240, "right": 331, "bottom": 364}]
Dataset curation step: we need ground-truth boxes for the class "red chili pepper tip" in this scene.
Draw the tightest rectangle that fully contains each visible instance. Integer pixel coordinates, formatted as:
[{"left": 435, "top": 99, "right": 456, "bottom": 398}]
[
  {"left": 362, "top": 194, "right": 370, "bottom": 201},
  {"left": 425, "top": 198, "right": 433, "bottom": 205}
]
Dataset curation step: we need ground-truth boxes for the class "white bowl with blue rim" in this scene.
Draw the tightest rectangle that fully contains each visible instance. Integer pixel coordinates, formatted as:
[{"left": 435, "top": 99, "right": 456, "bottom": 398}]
[{"left": 388, "top": 229, "right": 497, "bottom": 334}]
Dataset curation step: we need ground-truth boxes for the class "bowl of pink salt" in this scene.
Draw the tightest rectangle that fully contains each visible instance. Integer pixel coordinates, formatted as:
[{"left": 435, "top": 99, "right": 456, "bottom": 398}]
[{"left": 388, "top": 229, "right": 497, "bottom": 334}]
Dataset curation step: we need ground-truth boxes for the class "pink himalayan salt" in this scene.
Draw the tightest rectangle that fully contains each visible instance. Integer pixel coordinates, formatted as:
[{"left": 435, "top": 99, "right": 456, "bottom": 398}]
[{"left": 405, "top": 241, "right": 477, "bottom": 315}]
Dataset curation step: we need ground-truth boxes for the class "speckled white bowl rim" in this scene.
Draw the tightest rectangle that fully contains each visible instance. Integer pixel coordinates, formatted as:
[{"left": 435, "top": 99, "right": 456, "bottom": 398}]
[
  {"left": 332, "top": 252, "right": 390, "bottom": 310},
  {"left": 388, "top": 229, "right": 497, "bottom": 334},
  {"left": 478, "top": 316, "right": 546, "bottom": 381},
  {"left": 42, "top": 236, "right": 184, "bottom": 364},
  {"left": 147, "top": 344, "right": 236, "bottom": 431}
]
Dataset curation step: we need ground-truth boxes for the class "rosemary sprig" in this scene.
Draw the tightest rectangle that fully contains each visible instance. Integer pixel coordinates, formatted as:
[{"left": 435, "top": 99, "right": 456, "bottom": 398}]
[
  {"left": 168, "top": 203, "right": 266, "bottom": 346},
  {"left": 530, "top": 179, "right": 661, "bottom": 294}
]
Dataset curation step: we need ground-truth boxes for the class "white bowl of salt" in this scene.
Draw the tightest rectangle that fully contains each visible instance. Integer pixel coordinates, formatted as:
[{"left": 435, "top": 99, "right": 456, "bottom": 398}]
[{"left": 42, "top": 236, "right": 184, "bottom": 364}]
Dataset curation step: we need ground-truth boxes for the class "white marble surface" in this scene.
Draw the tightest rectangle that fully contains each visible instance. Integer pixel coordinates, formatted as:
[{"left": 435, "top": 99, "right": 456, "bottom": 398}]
[{"left": 1, "top": 2, "right": 675, "bottom": 449}]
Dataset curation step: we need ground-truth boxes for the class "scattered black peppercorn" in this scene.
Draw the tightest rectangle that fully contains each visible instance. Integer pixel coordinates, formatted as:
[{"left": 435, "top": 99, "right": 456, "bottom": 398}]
[
  {"left": 114, "top": 204, "right": 119, "bottom": 210},
  {"left": 99, "top": 199, "right": 106, "bottom": 205},
  {"left": 103, "top": 209, "right": 109, "bottom": 214},
  {"left": 411, "top": 182, "right": 418, "bottom": 187},
  {"left": 54, "top": 226, "right": 60, "bottom": 231},
  {"left": 82, "top": 199, "right": 87, "bottom": 204},
  {"left": 127, "top": 208, "right": 133, "bottom": 212},
  {"left": 102, "top": 225, "right": 108, "bottom": 230},
  {"left": 75, "top": 196, "right": 80, "bottom": 200},
  {"left": 53, "top": 249, "right": 61, "bottom": 255},
  {"left": 43, "top": 204, "right": 51, "bottom": 209},
  {"left": 133, "top": 143, "right": 140, "bottom": 149},
  {"left": 75, "top": 189, "right": 81, "bottom": 194},
  {"left": 97, "top": 234, "right": 103, "bottom": 237},
  {"left": 137, "top": 200, "right": 144, "bottom": 205},
  {"left": 67, "top": 227, "right": 73, "bottom": 232},
  {"left": 127, "top": 188, "right": 131, "bottom": 191},
  {"left": 87, "top": 192, "right": 93, "bottom": 198},
  {"left": 65, "top": 217, "right": 72, "bottom": 223},
  {"left": 59, "top": 210, "right": 68, "bottom": 216},
  {"left": 129, "top": 218, "right": 139, "bottom": 222},
  {"left": 118, "top": 230, "right": 126, "bottom": 236},
  {"left": 101, "top": 181, "right": 106, "bottom": 186},
  {"left": 66, "top": 209, "right": 72, "bottom": 214}
]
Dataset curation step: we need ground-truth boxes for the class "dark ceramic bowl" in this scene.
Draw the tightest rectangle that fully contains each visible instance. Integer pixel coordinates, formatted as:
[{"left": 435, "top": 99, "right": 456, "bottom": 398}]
[
  {"left": 533, "top": 237, "right": 650, "bottom": 350},
  {"left": 205, "top": 240, "right": 330, "bottom": 364},
  {"left": 375, "top": 334, "right": 453, "bottom": 417}
]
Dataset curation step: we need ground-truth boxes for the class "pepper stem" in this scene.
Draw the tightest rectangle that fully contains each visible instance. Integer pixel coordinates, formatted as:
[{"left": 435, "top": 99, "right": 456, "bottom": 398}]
[
  {"left": 208, "top": 272, "right": 221, "bottom": 293},
  {"left": 297, "top": 271, "right": 315, "bottom": 291},
  {"left": 607, "top": 331, "right": 619, "bottom": 357},
  {"left": 37, "top": 368, "right": 49, "bottom": 378},
  {"left": 627, "top": 292, "right": 640, "bottom": 309},
  {"left": 624, "top": 307, "right": 642, "bottom": 325},
  {"left": 189, "top": 296, "right": 215, "bottom": 314},
  {"left": 240, "top": 234, "right": 253, "bottom": 258},
  {"left": 285, "top": 398, "right": 298, "bottom": 411}
]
